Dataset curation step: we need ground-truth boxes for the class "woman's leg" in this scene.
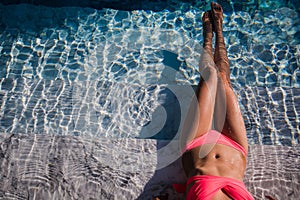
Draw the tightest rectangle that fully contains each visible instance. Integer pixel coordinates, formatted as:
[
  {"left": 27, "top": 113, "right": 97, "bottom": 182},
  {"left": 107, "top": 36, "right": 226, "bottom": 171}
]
[
  {"left": 211, "top": 2, "right": 248, "bottom": 152},
  {"left": 211, "top": 2, "right": 230, "bottom": 83},
  {"left": 180, "top": 12, "right": 218, "bottom": 148},
  {"left": 202, "top": 11, "right": 214, "bottom": 58},
  {"left": 195, "top": 11, "right": 218, "bottom": 137}
]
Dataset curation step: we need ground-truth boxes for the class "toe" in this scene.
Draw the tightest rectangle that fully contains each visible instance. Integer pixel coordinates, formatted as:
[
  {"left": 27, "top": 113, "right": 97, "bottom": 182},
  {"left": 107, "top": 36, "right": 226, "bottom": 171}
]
[
  {"left": 202, "top": 11, "right": 209, "bottom": 21},
  {"left": 211, "top": 2, "right": 215, "bottom": 10},
  {"left": 211, "top": 2, "right": 223, "bottom": 13}
]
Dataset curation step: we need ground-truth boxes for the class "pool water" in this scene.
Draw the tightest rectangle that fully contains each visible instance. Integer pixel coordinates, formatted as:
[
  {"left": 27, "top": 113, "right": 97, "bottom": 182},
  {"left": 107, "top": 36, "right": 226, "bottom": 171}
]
[
  {"left": 0, "top": 1, "right": 299, "bottom": 146},
  {"left": 0, "top": 1, "right": 299, "bottom": 199}
]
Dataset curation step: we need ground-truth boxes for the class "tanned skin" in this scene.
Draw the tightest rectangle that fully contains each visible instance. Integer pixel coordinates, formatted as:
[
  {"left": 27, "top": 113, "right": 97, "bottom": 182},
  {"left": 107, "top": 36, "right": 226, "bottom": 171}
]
[
  {"left": 153, "top": 3, "right": 249, "bottom": 200},
  {"left": 180, "top": 2, "right": 248, "bottom": 199}
]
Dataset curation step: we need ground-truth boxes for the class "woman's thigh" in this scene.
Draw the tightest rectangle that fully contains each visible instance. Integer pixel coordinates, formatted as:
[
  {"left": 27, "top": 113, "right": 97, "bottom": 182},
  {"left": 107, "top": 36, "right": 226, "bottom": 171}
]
[
  {"left": 221, "top": 84, "right": 248, "bottom": 153},
  {"left": 180, "top": 65, "right": 218, "bottom": 150}
]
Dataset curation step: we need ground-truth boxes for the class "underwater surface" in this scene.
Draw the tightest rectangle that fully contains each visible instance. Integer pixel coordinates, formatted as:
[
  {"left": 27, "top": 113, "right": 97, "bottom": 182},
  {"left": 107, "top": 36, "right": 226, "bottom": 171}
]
[
  {"left": 0, "top": 0, "right": 299, "bottom": 199},
  {"left": 0, "top": 0, "right": 299, "bottom": 145}
]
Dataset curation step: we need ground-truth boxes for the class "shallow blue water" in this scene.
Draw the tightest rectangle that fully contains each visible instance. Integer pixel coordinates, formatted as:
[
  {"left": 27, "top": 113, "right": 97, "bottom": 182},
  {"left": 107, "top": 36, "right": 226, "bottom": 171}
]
[
  {"left": 0, "top": 1, "right": 299, "bottom": 200},
  {"left": 0, "top": 1, "right": 299, "bottom": 146}
]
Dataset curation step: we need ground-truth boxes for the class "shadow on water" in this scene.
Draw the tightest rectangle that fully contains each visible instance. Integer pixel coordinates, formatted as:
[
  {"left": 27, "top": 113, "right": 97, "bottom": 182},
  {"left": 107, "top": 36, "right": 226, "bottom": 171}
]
[
  {"left": 0, "top": 0, "right": 207, "bottom": 11},
  {"left": 150, "top": 50, "right": 182, "bottom": 140},
  {"left": 138, "top": 50, "right": 186, "bottom": 140},
  {"left": 136, "top": 50, "right": 190, "bottom": 199},
  {"left": 0, "top": 0, "right": 207, "bottom": 12},
  {"left": 1, "top": 0, "right": 299, "bottom": 14}
]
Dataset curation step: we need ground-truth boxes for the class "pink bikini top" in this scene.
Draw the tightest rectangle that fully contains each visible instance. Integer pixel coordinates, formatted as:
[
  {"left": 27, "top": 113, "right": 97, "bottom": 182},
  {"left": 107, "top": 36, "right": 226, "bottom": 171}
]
[{"left": 173, "top": 175, "right": 254, "bottom": 200}]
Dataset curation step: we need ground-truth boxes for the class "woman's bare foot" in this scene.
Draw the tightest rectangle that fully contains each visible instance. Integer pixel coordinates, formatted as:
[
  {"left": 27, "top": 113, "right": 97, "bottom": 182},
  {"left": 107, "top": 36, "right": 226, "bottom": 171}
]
[
  {"left": 211, "top": 2, "right": 223, "bottom": 34},
  {"left": 202, "top": 11, "right": 213, "bottom": 56}
]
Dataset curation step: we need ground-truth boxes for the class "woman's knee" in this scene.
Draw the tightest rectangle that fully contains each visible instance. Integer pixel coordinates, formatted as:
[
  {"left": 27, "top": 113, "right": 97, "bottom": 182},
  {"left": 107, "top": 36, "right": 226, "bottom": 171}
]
[
  {"left": 201, "top": 65, "right": 218, "bottom": 82},
  {"left": 218, "top": 71, "right": 232, "bottom": 88}
]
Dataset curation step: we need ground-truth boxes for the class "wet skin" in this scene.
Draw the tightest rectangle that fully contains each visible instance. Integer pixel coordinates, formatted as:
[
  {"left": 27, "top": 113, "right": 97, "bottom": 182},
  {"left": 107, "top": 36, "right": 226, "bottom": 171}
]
[{"left": 180, "top": 2, "right": 248, "bottom": 199}]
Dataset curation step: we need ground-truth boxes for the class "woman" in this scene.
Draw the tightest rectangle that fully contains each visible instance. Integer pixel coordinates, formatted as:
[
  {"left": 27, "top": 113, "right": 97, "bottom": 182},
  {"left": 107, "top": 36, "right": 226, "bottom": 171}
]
[{"left": 174, "top": 2, "right": 254, "bottom": 200}]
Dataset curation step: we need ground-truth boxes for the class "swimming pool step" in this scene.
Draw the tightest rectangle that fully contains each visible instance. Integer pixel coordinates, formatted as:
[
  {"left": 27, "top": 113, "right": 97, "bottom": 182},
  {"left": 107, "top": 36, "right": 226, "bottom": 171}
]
[
  {"left": 0, "top": 134, "right": 299, "bottom": 199},
  {"left": 0, "top": 78, "right": 299, "bottom": 145}
]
